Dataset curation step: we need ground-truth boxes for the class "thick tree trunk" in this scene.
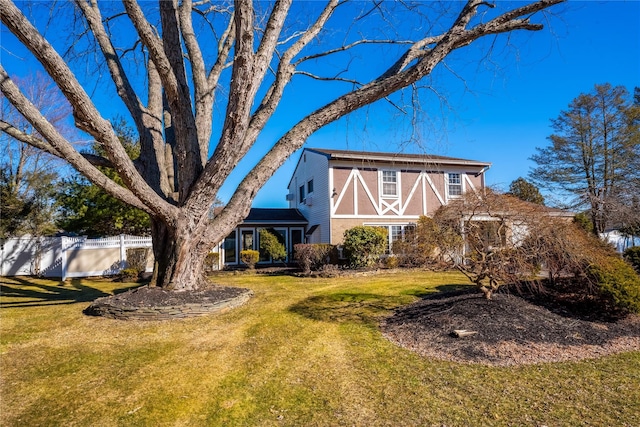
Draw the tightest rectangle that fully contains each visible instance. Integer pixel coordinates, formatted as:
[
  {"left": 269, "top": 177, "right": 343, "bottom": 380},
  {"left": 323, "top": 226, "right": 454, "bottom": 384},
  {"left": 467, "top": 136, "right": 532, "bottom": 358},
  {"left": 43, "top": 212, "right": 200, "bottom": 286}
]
[{"left": 149, "top": 218, "right": 209, "bottom": 291}]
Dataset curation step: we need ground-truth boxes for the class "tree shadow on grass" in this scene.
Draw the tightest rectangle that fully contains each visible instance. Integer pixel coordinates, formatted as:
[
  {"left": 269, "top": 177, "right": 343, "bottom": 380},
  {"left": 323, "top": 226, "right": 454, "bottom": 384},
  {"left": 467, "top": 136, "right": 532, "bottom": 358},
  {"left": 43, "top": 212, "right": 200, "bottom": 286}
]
[
  {"left": 289, "top": 292, "right": 418, "bottom": 325},
  {"left": 289, "top": 285, "right": 475, "bottom": 325},
  {"left": 399, "top": 284, "right": 474, "bottom": 299},
  {"left": 0, "top": 277, "right": 140, "bottom": 309}
]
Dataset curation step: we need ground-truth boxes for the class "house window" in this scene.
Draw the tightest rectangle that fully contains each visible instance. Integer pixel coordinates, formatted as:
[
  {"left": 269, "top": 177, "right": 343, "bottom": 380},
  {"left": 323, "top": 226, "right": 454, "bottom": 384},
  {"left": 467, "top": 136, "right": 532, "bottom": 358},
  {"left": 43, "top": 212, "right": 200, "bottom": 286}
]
[
  {"left": 258, "top": 227, "right": 288, "bottom": 263},
  {"left": 307, "top": 179, "right": 314, "bottom": 195},
  {"left": 241, "top": 229, "right": 255, "bottom": 251},
  {"left": 389, "top": 225, "right": 403, "bottom": 254},
  {"left": 290, "top": 228, "right": 304, "bottom": 259},
  {"left": 299, "top": 185, "right": 305, "bottom": 204},
  {"left": 382, "top": 170, "right": 398, "bottom": 197},
  {"left": 223, "top": 230, "right": 237, "bottom": 264},
  {"left": 448, "top": 173, "right": 462, "bottom": 197},
  {"left": 365, "top": 223, "right": 413, "bottom": 254},
  {"left": 469, "top": 220, "right": 507, "bottom": 250}
]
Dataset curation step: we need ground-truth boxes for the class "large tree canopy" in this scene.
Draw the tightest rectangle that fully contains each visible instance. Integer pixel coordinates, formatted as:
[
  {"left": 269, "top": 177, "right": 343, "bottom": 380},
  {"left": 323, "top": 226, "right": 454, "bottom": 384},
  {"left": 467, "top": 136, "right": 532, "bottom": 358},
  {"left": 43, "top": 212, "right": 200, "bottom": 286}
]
[{"left": 0, "top": 0, "right": 563, "bottom": 291}]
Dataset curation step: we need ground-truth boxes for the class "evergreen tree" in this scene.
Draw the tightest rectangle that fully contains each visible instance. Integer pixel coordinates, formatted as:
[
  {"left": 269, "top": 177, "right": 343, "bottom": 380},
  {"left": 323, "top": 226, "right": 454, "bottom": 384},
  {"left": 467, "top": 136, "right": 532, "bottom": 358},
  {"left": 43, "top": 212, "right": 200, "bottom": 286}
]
[
  {"left": 57, "top": 120, "right": 150, "bottom": 237},
  {"left": 507, "top": 177, "right": 545, "bottom": 205}
]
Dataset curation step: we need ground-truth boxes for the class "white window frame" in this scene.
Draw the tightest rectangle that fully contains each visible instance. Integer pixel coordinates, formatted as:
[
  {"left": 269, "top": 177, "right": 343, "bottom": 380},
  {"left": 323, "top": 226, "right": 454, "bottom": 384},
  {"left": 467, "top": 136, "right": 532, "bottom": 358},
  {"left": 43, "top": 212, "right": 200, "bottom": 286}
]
[
  {"left": 240, "top": 228, "right": 256, "bottom": 252},
  {"left": 364, "top": 223, "right": 413, "bottom": 254},
  {"left": 381, "top": 170, "right": 399, "bottom": 198},
  {"left": 447, "top": 172, "right": 463, "bottom": 199}
]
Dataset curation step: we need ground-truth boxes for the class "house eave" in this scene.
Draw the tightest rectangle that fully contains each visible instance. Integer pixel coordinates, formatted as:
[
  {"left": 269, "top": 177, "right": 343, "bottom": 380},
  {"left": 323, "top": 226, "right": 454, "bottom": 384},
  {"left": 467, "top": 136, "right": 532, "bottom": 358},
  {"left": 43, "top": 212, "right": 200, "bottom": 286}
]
[{"left": 307, "top": 148, "right": 491, "bottom": 168}]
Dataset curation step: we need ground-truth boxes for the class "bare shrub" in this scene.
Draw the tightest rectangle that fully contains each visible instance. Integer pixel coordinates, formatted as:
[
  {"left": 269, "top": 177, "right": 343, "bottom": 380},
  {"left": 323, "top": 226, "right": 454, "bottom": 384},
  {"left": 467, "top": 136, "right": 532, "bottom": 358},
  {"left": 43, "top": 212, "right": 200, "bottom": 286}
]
[{"left": 294, "top": 243, "right": 337, "bottom": 274}]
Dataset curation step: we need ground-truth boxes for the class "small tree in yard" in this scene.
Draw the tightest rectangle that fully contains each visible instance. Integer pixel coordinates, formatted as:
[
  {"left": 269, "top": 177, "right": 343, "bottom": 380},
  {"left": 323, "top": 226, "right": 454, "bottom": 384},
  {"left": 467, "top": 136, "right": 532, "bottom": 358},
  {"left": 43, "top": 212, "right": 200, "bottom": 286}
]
[
  {"left": 343, "top": 226, "right": 388, "bottom": 269},
  {"left": 0, "top": 0, "right": 564, "bottom": 293},
  {"left": 432, "top": 189, "right": 640, "bottom": 311},
  {"left": 240, "top": 250, "right": 259, "bottom": 269},
  {"left": 259, "top": 229, "right": 286, "bottom": 263},
  {"left": 432, "top": 190, "right": 557, "bottom": 299}
]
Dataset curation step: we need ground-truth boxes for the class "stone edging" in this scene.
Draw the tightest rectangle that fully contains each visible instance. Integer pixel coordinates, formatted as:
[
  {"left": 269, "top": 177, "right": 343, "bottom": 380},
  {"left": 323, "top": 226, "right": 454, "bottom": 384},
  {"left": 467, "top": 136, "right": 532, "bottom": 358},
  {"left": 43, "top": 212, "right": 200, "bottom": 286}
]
[{"left": 84, "top": 289, "right": 253, "bottom": 321}]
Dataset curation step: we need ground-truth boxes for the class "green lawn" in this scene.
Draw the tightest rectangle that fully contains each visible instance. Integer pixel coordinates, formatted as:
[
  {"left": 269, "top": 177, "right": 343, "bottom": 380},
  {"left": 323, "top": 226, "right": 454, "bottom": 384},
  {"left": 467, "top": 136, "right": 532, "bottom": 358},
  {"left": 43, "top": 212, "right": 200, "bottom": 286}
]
[{"left": 1, "top": 271, "right": 639, "bottom": 426}]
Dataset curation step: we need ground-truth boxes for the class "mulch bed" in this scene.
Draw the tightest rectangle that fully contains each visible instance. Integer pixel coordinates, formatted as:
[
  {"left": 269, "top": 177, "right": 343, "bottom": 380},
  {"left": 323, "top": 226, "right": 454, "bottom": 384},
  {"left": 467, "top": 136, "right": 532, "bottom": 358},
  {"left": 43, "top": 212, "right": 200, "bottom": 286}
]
[{"left": 381, "top": 288, "right": 640, "bottom": 366}]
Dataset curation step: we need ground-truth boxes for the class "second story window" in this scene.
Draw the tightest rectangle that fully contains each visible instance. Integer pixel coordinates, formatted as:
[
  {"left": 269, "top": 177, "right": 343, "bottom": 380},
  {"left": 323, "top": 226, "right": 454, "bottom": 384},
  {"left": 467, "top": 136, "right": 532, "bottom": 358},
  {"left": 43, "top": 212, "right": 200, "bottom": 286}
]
[
  {"left": 382, "top": 170, "right": 398, "bottom": 197},
  {"left": 307, "top": 179, "right": 314, "bottom": 195},
  {"left": 299, "top": 185, "right": 305, "bottom": 203},
  {"left": 448, "top": 173, "right": 462, "bottom": 197}
]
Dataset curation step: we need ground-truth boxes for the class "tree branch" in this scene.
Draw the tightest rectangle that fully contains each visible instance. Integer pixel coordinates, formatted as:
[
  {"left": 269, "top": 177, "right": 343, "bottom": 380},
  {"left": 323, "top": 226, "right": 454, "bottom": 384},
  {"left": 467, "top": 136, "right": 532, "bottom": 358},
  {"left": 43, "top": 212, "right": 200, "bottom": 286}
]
[
  {"left": 75, "top": 0, "right": 146, "bottom": 129},
  {"left": 0, "top": 67, "right": 149, "bottom": 213},
  {"left": 1, "top": 120, "right": 114, "bottom": 168},
  {"left": 0, "top": 0, "right": 178, "bottom": 222}
]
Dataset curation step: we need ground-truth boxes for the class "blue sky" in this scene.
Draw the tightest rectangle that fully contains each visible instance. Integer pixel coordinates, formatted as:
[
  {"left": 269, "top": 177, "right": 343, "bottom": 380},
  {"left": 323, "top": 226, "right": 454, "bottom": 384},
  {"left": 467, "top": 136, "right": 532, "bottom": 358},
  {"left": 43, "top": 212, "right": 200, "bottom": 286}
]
[
  {"left": 246, "top": 0, "right": 639, "bottom": 208},
  {"left": 2, "top": 1, "right": 638, "bottom": 209}
]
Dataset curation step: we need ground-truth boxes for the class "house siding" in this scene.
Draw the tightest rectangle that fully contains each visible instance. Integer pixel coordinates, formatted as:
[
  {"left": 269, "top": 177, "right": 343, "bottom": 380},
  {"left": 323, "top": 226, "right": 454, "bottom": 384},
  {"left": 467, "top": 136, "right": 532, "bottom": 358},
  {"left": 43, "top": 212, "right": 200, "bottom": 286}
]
[
  {"left": 288, "top": 148, "right": 491, "bottom": 246},
  {"left": 288, "top": 150, "right": 331, "bottom": 243}
]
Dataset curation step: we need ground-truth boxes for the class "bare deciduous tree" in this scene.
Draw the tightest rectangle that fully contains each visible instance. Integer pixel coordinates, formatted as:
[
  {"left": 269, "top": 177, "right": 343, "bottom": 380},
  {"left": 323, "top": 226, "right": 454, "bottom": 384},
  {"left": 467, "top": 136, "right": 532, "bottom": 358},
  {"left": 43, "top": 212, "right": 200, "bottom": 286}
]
[
  {"left": 530, "top": 84, "right": 640, "bottom": 235},
  {"left": 0, "top": 0, "right": 564, "bottom": 291},
  {"left": 0, "top": 73, "right": 72, "bottom": 238},
  {"left": 433, "top": 190, "right": 566, "bottom": 299}
]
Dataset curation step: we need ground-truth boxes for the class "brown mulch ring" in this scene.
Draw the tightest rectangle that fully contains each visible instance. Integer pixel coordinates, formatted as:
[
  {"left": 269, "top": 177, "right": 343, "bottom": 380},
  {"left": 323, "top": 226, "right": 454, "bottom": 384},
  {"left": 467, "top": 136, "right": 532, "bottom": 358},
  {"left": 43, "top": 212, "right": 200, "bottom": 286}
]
[
  {"left": 381, "top": 288, "right": 640, "bottom": 366},
  {"left": 84, "top": 285, "right": 253, "bottom": 320}
]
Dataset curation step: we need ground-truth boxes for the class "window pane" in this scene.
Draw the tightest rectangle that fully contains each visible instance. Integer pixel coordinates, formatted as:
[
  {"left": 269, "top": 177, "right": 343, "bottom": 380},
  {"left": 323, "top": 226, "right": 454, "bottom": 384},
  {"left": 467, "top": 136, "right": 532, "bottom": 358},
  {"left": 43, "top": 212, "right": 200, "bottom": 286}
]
[
  {"left": 299, "top": 185, "right": 305, "bottom": 202},
  {"left": 382, "top": 171, "right": 397, "bottom": 196},
  {"left": 390, "top": 225, "right": 402, "bottom": 242},
  {"left": 241, "top": 230, "right": 254, "bottom": 251},
  {"left": 383, "top": 183, "right": 397, "bottom": 196},
  {"left": 291, "top": 229, "right": 303, "bottom": 246},
  {"left": 448, "top": 173, "right": 462, "bottom": 196},
  {"left": 307, "top": 179, "right": 314, "bottom": 194},
  {"left": 290, "top": 229, "right": 303, "bottom": 260},
  {"left": 223, "top": 231, "right": 237, "bottom": 263}
]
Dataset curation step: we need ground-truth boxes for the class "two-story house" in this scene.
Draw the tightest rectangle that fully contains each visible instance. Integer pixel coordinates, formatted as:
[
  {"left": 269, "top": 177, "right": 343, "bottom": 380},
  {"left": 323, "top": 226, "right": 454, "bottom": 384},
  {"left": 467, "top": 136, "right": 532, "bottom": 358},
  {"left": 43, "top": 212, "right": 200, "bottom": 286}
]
[
  {"left": 288, "top": 148, "right": 491, "bottom": 249},
  {"left": 218, "top": 147, "right": 490, "bottom": 267}
]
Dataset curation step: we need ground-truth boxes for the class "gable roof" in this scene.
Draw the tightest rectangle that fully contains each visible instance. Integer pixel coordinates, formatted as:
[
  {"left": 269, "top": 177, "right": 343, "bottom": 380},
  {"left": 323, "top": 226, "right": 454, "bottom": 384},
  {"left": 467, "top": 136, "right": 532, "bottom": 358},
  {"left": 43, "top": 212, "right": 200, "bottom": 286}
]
[{"left": 304, "top": 147, "right": 491, "bottom": 168}]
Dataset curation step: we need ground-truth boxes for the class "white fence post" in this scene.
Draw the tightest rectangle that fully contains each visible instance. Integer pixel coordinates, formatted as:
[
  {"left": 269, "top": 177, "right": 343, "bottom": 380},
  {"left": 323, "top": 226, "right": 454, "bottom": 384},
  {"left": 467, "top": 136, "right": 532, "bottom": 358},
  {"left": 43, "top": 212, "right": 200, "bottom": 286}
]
[
  {"left": 61, "top": 236, "right": 68, "bottom": 281},
  {"left": 120, "top": 234, "right": 127, "bottom": 269}
]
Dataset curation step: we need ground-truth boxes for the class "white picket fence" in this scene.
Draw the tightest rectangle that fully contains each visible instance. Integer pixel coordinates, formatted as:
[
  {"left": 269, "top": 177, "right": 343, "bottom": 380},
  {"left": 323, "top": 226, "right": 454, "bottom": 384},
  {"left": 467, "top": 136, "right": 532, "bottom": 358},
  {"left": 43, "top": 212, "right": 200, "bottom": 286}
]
[{"left": 1, "top": 235, "right": 152, "bottom": 280}]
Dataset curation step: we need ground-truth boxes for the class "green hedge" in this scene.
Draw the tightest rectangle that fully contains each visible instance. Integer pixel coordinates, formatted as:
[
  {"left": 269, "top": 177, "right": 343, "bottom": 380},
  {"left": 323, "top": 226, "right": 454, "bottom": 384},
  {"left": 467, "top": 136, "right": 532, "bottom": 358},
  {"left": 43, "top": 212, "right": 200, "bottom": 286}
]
[
  {"left": 343, "top": 226, "right": 388, "bottom": 268},
  {"left": 588, "top": 256, "right": 640, "bottom": 313},
  {"left": 624, "top": 246, "right": 640, "bottom": 274}
]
